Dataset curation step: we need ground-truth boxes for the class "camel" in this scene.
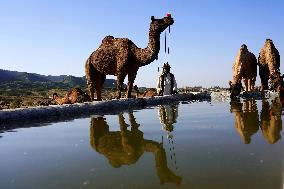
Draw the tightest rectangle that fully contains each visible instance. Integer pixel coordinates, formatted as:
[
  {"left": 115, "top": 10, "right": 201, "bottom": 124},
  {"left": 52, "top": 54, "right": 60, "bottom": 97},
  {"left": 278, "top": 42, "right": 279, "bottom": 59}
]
[
  {"left": 85, "top": 14, "right": 174, "bottom": 100},
  {"left": 133, "top": 86, "right": 158, "bottom": 98},
  {"left": 258, "top": 39, "right": 282, "bottom": 92},
  {"left": 230, "top": 44, "right": 257, "bottom": 98},
  {"left": 89, "top": 112, "right": 182, "bottom": 185},
  {"left": 52, "top": 88, "right": 91, "bottom": 105}
]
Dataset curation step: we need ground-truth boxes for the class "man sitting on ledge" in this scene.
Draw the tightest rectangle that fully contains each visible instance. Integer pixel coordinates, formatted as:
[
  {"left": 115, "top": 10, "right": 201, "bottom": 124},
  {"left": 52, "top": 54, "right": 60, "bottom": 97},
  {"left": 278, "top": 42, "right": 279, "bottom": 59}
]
[{"left": 157, "top": 62, "right": 178, "bottom": 96}]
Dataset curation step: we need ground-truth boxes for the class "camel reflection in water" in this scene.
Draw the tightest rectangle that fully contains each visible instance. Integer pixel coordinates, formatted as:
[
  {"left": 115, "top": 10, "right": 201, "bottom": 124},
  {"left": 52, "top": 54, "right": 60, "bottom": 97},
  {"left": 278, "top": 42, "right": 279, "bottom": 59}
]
[
  {"left": 89, "top": 112, "right": 182, "bottom": 185},
  {"left": 260, "top": 99, "right": 282, "bottom": 144},
  {"left": 230, "top": 99, "right": 259, "bottom": 144},
  {"left": 230, "top": 98, "right": 283, "bottom": 144}
]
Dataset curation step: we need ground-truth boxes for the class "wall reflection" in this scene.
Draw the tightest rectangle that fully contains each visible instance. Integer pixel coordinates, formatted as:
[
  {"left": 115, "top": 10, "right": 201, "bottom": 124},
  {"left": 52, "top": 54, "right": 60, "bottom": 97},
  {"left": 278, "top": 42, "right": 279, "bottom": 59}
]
[
  {"left": 89, "top": 112, "right": 182, "bottom": 185},
  {"left": 230, "top": 98, "right": 283, "bottom": 144}
]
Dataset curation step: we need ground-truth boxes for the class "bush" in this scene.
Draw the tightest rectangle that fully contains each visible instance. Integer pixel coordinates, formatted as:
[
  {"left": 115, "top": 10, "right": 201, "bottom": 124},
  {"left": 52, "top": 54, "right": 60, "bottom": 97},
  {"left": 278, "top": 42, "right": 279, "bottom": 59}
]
[{"left": 10, "top": 99, "right": 21, "bottom": 109}]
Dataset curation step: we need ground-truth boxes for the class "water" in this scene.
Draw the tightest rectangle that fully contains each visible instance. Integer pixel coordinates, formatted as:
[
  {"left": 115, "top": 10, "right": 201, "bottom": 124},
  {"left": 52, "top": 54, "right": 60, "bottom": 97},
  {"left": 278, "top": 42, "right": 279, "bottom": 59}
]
[{"left": 0, "top": 99, "right": 283, "bottom": 189}]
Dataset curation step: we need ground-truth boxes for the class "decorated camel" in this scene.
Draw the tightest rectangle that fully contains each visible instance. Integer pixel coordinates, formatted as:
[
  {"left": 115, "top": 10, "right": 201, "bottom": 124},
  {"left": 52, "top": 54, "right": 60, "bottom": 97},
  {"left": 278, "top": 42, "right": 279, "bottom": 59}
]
[
  {"left": 230, "top": 44, "right": 257, "bottom": 98},
  {"left": 85, "top": 14, "right": 174, "bottom": 100},
  {"left": 52, "top": 88, "right": 91, "bottom": 105},
  {"left": 258, "top": 39, "right": 282, "bottom": 93},
  {"left": 89, "top": 112, "right": 182, "bottom": 185}
]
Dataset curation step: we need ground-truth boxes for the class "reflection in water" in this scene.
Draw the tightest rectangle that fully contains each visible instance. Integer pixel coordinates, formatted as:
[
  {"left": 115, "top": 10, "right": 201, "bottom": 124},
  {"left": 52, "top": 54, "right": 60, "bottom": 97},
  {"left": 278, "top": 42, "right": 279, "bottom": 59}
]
[
  {"left": 89, "top": 112, "right": 182, "bottom": 185},
  {"left": 230, "top": 98, "right": 283, "bottom": 144},
  {"left": 158, "top": 104, "right": 179, "bottom": 171},
  {"left": 230, "top": 99, "right": 259, "bottom": 144},
  {"left": 260, "top": 99, "right": 282, "bottom": 144},
  {"left": 158, "top": 104, "right": 178, "bottom": 133}
]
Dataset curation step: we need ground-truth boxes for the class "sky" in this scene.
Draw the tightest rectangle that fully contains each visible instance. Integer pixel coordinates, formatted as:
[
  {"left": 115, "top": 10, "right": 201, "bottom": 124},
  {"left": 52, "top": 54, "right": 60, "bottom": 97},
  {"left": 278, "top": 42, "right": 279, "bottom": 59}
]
[{"left": 0, "top": 0, "right": 283, "bottom": 88}]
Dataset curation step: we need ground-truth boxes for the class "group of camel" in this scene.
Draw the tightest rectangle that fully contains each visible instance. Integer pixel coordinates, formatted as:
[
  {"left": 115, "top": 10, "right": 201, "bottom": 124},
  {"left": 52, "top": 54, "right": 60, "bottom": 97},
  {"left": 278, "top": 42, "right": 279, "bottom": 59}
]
[
  {"left": 52, "top": 14, "right": 282, "bottom": 105},
  {"left": 230, "top": 39, "right": 282, "bottom": 98}
]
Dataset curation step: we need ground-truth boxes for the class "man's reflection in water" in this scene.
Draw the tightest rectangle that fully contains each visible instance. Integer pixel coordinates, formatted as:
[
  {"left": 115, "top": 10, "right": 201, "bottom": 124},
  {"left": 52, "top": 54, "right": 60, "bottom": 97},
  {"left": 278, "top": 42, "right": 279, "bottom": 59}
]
[
  {"left": 230, "top": 99, "right": 259, "bottom": 144},
  {"left": 260, "top": 99, "right": 282, "bottom": 144},
  {"left": 89, "top": 112, "right": 182, "bottom": 185},
  {"left": 158, "top": 104, "right": 178, "bottom": 135},
  {"left": 158, "top": 104, "right": 179, "bottom": 172}
]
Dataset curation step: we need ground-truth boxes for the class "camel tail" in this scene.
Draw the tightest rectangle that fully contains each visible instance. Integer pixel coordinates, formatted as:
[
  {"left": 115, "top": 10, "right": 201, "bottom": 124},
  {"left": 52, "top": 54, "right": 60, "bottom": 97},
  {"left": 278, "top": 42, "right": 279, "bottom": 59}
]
[{"left": 85, "top": 57, "right": 95, "bottom": 83}]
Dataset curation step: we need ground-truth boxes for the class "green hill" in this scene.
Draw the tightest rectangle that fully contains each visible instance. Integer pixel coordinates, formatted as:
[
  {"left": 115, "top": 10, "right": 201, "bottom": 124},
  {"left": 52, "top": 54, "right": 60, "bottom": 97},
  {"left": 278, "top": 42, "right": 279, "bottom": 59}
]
[{"left": 0, "top": 69, "right": 121, "bottom": 97}]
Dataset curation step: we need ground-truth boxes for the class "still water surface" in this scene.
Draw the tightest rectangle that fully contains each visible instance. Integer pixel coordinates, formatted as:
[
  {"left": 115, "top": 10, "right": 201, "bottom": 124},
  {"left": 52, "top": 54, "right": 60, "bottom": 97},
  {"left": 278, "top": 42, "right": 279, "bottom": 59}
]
[{"left": 0, "top": 99, "right": 283, "bottom": 189}]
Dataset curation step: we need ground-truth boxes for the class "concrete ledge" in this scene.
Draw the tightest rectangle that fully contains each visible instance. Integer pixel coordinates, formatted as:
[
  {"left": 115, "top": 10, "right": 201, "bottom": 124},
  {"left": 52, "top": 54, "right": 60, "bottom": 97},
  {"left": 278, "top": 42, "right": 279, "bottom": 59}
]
[
  {"left": 209, "top": 91, "right": 280, "bottom": 101},
  {"left": 0, "top": 93, "right": 210, "bottom": 125},
  {"left": 240, "top": 90, "right": 280, "bottom": 99}
]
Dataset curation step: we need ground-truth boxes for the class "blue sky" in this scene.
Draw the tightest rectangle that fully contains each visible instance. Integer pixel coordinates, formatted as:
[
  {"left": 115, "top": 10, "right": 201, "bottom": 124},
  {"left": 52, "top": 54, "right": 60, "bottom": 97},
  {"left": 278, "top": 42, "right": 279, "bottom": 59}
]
[{"left": 0, "top": 0, "right": 283, "bottom": 87}]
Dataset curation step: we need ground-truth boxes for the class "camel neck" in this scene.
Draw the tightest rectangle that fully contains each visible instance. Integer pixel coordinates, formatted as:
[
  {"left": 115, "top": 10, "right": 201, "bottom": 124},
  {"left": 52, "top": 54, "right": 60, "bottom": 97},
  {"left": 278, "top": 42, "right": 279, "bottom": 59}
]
[{"left": 139, "top": 30, "right": 161, "bottom": 66}]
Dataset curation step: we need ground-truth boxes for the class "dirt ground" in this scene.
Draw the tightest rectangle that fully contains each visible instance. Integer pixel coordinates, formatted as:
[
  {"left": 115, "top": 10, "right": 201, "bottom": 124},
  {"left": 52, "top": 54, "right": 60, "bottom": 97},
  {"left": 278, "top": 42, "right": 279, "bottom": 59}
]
[{"left": 0, "top": 88, "right": 158, "bottom": 110}]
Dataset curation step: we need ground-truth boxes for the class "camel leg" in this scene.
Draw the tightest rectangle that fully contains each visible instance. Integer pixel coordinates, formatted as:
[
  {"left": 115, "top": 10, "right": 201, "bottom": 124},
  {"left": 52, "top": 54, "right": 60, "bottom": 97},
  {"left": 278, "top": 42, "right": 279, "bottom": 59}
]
[
  {"left": 251, "top": 78, "right": 256, "bottom": 91},
  {"left": 94, "top": 73, "right": 106, "bottom": 101},
  {"left": 126, "top": 72, "right": 137, "bottom": 98},
  {"left": 261, "top": 79, "right": 269, "bottom": 91},
  {"left": 259, "top": 67, "right": 269, "bottom": 91},
  {"left": 95, "top": 75, "right": 102, "bottom": 101},
  {"left": 118, "top": 113, "right": 131, "bottom": 149},
  {"left": 247, "top": 79, "right": 251, "bottom": 91},
  {"left": 116, "top": 74, "right": 126, "bottom": 99},
  {"left": 128, "top": 112, "right": 140, "bottom": 131},
  {"left": 95, "top": 83, "right": 102, "bottom": 101},
  {"left": 244, "top": 79, "right": 248, "bottom": 92},
  {"left": 85, "top": 60, "right": 96, "bottom": 101}
]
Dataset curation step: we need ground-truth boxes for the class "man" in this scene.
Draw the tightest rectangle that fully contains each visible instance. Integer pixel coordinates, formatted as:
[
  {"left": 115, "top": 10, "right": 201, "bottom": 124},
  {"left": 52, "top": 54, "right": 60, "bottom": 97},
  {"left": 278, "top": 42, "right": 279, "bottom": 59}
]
[{"left": 157, "top": 62, "right": 177, "bottom": 96}]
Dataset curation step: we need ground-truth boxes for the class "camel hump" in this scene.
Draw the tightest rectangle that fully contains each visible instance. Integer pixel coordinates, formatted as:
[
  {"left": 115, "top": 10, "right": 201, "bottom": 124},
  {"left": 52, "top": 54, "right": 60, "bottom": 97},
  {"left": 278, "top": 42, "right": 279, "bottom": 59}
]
[{"left": 102, "top": 35, "right": 114, "bottom": 44}]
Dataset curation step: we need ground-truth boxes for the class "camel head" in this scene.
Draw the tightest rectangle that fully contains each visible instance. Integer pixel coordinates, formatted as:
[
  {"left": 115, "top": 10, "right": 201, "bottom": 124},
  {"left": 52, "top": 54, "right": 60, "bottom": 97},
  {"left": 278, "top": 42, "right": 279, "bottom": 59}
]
[
  {"left": 150, "top": 14, "right": 174, "bottom": 34},
  {"left": 52, "top": 93, "right": 59, "bottom": 100},
  {"left": 240, "top": 44, "right": 247, "bottom": 50},
  {"left": 230, "top": 82, "right": 242, "bottom": 99},
  {"left": 52, "top": 93, "right": 62, "bottom": 105},
  {"left": 239, "top": 44, "right": 249, "bottom": 56},
  {"left": 265, "top": 38, "right": 275, "bottom": 48}
]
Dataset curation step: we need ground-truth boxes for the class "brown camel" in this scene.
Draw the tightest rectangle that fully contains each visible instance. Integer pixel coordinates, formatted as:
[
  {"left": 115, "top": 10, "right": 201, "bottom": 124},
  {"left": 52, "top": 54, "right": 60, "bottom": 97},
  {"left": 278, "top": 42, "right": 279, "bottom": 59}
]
[
  {"left": 89, "top": 112, "right": 182, "bottom": 185},
  {"left": 133, "top": 86, "right": 158, "bottom": 98},
  {"left": 258, "top": 39, "right": 282, "bottom": 92},
  {"left": 52, "top": 88, "right": 91, "bottom": 105},
  {"left": 85, "top": 14, "right": 174, "bottom": 100},
  {"left": 230, "top": 44, "right": 257, "bottom": 98}
]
